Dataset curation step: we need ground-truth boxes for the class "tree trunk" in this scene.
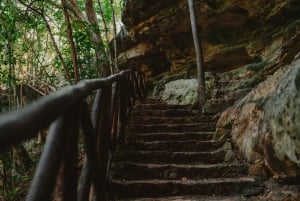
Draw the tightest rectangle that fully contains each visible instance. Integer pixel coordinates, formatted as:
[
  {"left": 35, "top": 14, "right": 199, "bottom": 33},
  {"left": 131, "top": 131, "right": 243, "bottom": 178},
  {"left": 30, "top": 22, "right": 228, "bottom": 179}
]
[
  {"left": 97, "top": 0, "right": 114, "bottom": 74},
  {"left": 85, "top": 0, "right": 111, "bottom": 77},
  {"left": 188, "top": 0, "right": 206, "bottom": 112},
  {"left": 110, "top": 0, "right": 119, "bottom": 73},
  {"left": 62, "top": 0, "right": 80, "bottom": 83}
]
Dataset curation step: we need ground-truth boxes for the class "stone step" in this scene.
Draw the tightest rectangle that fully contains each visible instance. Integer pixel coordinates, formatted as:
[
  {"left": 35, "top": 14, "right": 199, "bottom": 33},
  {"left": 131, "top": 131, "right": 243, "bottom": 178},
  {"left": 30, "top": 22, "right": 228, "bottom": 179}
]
[
  {"left": 137, "top": 99, "right": 164, "bottom": 104},
  {"left": 126, "top": 123, "right": 215, "bottom": 133},
  {"left": 130, "top": 109, "right": 201, "bottom": 117},
  {"left": 120, "top": 140, "right": 227, "bottom": 152},
  {"left": 114, "top": 150, "right": 228, "bottom": 164},
  {"left": 111, "top": 163, "right": 247, "bottom": 180},
  {"left": 108, "top": 98, "right": 265, "bottom": 200},
  {"left": 134, "top": 103, "right": 190, "bottom": 110},
  {"left": 126, "top": 132, "right": 215, "bottom": 141},
  {"left": 129, "top": 115, "right": 217, "bottom": 125},
  {"left": 119, "top": 195, "right": 259, "bottom": 201},
  {"left": 109, "top": 177, "right": 264, "bottom": 199}
]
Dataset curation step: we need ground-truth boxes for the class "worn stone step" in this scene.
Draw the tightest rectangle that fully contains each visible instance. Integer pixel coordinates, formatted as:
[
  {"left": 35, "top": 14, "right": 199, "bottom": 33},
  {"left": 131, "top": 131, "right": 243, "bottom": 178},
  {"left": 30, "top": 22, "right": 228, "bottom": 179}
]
[
  {"left": 114, "top": 150, "right": 228, "bottom": 164},
  {"left": 126, "top": 132, "right": 215, "bottom": 141},
  {"left": 126, "top": 123, "right": 215, "bottom": 133},
  {"left": 137, "top": 99, "right": 164, "bottom": 104},
  {"left": 109, "top": 177, "right": 264, "bottom": 198},
  {"left": 130, "top": 109, "right": 201, "bottom": 117},
  {"left": 129, "top": 115, "right": 216, "bottom": 125},
  {"left": 121, "top": 140, "right": 227, "bottom": 152},
  {"left": 119, "top": 195, "right": 259, "bottom": 201},
  {"left": 111, "top": 163, "right": 247, "bottom": 180},
  {"left": 134, "top": 103, "right": 190, "bottom": 110}
]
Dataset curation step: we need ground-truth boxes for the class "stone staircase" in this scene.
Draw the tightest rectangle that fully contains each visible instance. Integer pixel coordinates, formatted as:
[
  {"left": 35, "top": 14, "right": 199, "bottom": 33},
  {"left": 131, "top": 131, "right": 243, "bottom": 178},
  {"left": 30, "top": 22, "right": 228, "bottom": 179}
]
[{"left": 108, "top": 99, "right": 264, "bottom": 200}]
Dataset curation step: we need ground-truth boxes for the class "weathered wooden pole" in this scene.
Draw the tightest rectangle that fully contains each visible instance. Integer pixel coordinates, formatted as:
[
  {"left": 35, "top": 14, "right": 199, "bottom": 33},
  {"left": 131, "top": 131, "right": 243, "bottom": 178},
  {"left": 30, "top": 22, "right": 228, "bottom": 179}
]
[{"left": 188, "top": 0, "right": 206, "bottom": 112}]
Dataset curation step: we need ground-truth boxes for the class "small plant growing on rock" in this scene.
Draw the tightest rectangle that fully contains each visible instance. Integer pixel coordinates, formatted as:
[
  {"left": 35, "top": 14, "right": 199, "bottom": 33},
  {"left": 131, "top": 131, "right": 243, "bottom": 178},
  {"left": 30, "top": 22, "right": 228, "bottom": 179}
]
[
  {"left": 246, "top": 60, "right": 268, "bottom": 72},
  {"left": 222, "top": 119, "right": 233, "bottom": 129}
]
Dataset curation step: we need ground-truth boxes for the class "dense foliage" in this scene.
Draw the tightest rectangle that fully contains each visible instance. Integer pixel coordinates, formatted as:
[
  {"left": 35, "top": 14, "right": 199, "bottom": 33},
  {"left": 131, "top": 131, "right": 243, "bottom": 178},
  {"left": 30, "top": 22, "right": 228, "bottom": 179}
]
[
  {"left": 0, "top": 0, "right": 123, "bottom": 199},
  {"left": 0, "top": 0, "right": 123, "bottom": 90}
]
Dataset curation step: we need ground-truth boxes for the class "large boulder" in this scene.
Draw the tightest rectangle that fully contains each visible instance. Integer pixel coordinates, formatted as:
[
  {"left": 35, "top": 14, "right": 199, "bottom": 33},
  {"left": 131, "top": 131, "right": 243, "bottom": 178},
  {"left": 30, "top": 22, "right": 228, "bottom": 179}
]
[
  {"left": 217, "top": 57, "right": 300, "bottom": 180},
  {"left": 157, "top": 79, "right": 198, "bottom": 105},
  {"left": 262, "top": 59, "right": 300, "bottom": 179}
]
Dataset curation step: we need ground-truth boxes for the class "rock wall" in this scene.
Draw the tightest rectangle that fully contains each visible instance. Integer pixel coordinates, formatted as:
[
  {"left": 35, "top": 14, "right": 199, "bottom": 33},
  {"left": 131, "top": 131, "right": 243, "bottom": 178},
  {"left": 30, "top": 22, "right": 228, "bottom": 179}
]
[
  {"left": 217, "top": 56, "right": 300, "bottom": 180},
  {"left": 118, "top": 0, "right": 300, "bottom": 83}
]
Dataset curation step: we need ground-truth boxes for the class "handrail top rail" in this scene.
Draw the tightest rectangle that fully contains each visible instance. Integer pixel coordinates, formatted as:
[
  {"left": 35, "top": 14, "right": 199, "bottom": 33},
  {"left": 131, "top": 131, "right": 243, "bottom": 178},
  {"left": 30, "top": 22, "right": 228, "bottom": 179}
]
[{"left": 0, "top": 69, "right": 136, "bottom": 153}]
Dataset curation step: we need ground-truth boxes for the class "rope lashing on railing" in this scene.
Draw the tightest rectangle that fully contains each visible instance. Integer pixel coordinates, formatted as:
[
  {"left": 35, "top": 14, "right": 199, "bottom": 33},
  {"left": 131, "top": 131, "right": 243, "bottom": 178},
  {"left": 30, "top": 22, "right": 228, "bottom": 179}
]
[{"left": 0, "top": 70, "right": 147, "bottom": 201}]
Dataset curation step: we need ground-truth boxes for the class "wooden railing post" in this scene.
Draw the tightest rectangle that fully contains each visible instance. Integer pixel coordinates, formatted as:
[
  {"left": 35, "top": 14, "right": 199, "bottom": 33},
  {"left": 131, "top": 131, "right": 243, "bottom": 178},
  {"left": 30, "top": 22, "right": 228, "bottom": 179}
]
[
  {"left": 111, "top": 81, "right": 121, "bottom": 149},
  {"left": 92, "top": 89, "right": 103, "bottom": 133},
  {"left": 126, "top": 73, "right": 135, "bottom": 107},
  {"left": 78, "top": 90, "right": 103, "bottom": 201},
  {"left": 55, "top": 107, "right": 80, "bottom": 201},
  {"left": 133, "top": 71, "right": 141, "bottom": 98},
  {"left": 118, "top": 77, "right": 127, "bottom": 141},
  {"left": 26, "top": 116, "right": 69, "bottom": 201},
  {"left": 95, "top": 86, "right": 112, "bottom": 201},
  {"left": 138, "top": 71, "right": 146, "bottom": 97},
  {"left": 78, "top": 101, "right": 101, "bottom": 201}
]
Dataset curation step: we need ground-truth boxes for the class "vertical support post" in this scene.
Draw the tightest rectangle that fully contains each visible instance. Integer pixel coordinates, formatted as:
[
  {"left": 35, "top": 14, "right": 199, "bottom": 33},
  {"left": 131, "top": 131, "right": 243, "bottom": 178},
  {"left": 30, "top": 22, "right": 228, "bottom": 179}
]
[
  {"left": 26, "top": 116, "right": 68, "bottom": 201},
  {"left": 111, "top": 81, "right": 121, "bottom": 149},
  {"left": 92, "top": 89, "right": 103, "bottom": 134},
  {"left": 138, "top": 72, "right": 146, "bottom": 98},
  {"left": 55, "top": 108, "right": 79, "bottom": 201},
  {"left": 95, "top": 86, "right": 112, "bottom": 201},
  {"left": 133, "top": 71, "right": 141, "bottom": 98},
  {"left": 78, "top": 102, "right": 101, "bottom": 201},
  {"left": 86, "top": 90, "right": 103, "bottom": 200},
  {"left": 118, "top": 77, "right": 127, "bottom": 141},
  {"left": 129, "top": 72, "right": 136, "bottom": 106},
  {"left": 124, "top": 74, "right": 133, "bottom": 108}
]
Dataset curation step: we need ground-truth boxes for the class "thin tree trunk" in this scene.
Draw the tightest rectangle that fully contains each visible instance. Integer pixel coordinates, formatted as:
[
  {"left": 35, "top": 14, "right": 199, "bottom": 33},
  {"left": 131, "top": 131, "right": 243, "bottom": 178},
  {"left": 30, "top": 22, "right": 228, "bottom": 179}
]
[
  {"left": 85, "top": 0, "right": 111, "bottom": 77},
  {"left": 97, "top": 0, "right": 114, "bottom": 74},
  {"left": 62, "top": 0, "right": 80, "bottom": 83},
  {"left": 188, "top": 0, "right": 205, "bottom": 111},
  {"left": 110, "top": 0, "right": 119, "bottom": 73},
  {"left": 7, "top": 42, "right": 14, "bottom": 110}
]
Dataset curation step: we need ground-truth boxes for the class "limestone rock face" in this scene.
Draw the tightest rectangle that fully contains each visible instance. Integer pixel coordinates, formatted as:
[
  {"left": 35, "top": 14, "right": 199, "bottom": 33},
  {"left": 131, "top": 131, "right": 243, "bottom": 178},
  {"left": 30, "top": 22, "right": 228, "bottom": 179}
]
[
  {"left": 217, "top": 58, "right": 300, "bottom": 179},
  {"left": 118, "top": 0, "right": 300, "bottom": 82},
  {"left": 263, "top": 60, "right": 300, "bottom": 179}
]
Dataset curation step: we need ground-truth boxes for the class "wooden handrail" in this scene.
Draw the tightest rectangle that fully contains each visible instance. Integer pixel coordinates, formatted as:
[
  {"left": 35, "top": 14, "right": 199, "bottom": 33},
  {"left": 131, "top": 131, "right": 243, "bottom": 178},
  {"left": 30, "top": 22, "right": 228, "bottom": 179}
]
[{"left": 0, "top": 70, "right": 146, "bottom": 201}]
